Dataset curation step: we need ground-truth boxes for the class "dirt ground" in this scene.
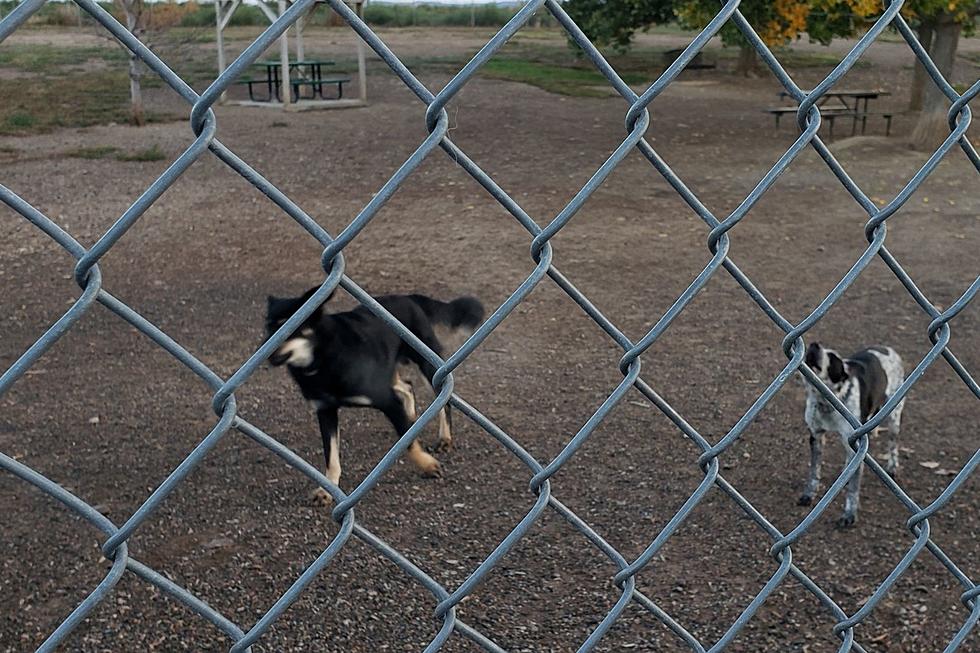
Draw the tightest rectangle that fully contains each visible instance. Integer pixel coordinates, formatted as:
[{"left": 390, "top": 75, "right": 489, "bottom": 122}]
[{"left": 1, "top": 24, "right": 979, "bottom": 653}]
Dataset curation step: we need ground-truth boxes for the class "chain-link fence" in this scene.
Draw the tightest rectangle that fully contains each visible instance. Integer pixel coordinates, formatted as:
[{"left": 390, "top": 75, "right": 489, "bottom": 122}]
[{"left": 1, "top": 0, "right": 978, "bottom": 650}]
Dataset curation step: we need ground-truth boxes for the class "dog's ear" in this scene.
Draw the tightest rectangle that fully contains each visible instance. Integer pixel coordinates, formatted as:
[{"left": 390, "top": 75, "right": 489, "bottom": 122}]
[
  {"left": 297, "top": 286, "right": 333, "bottom": 322},
  {"left": 827, "top": 352, "right": 848, "bottom": 384},
  {"left": 301, "top": 286, "right": 319, "bottom": 301},
  {"left": 301, "top": 285, "right": 336, "bottom": 309},
  {"left": 844, "top": 358, "right": 866, "bottom": 378},
  {"left": 267, "top": 295, "right": 278, "bottom": 306},
  {"left": 805, "top": 342, "right": 822, "bottom": 369}
]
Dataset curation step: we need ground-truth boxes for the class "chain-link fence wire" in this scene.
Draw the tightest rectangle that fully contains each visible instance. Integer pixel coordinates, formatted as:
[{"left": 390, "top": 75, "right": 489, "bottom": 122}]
[{"left": 1, "top": 0, "right": 978, "bottom": 649}]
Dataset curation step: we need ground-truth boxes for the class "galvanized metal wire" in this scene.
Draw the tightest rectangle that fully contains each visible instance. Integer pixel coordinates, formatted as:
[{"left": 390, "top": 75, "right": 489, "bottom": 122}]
[{"left": 2, "top": 0, "right": 978, "bottom": 650}]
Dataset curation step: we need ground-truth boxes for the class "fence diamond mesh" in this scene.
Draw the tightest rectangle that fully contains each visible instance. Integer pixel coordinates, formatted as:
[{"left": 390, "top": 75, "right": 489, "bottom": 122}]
[{"left": 1, "top": 0, "right": 978, "bottom": 650}]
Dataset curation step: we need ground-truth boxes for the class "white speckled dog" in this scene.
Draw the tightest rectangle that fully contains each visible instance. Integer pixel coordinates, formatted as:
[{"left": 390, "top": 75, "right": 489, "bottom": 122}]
[{"left": 799, "top": 342, "right": 905, "bottom": 527}]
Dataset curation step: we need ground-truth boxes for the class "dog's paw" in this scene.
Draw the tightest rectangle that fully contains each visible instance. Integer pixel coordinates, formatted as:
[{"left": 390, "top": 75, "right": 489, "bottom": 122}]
[
  {"left": 836, "top": 513, "right": 856, "bottom": 528},
  {"left": 431, "top": 438, "right": 453, "bottom": 454},
  {"left": 420, "top": 458, "right": 443, "bottom": 478},
  {"left": 797, "top": 494, "right": 813, "bottom": 507},
  {"left": 310, "top": 487, "right": 333, "bottom": 508}
]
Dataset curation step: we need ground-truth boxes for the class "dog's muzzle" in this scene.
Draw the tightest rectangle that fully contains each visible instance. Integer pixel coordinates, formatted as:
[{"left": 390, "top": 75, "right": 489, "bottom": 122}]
[{"left": 269, "top": 349, "right": 290, "bottom": 366}]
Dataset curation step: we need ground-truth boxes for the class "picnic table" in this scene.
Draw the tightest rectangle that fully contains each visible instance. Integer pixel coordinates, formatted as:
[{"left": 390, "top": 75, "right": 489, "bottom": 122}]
[
  {"left": 236, "top": 59, "right": 351, "bottom": 102},
  {"left": 767, "top": 89, "right": 893, "bottom": 138}
]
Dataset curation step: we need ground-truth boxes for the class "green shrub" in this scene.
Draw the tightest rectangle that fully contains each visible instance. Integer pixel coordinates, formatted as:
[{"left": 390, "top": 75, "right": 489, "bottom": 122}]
[
  {"left": 66, "top": 146, "right": 119, "bottom": 159},
  {"left": 116, "top": 145, "right": 166, "bottom": 162},
  {"left": 179, "top": 3, "right": 270, "bottom": 27},
  {"left": 362, "top": 3, "right": 540, "bottom": 28}
]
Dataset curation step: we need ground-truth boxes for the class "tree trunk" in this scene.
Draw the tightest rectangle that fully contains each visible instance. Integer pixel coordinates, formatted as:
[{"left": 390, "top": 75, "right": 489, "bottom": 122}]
[
  {"left": 736, "top": 41, "right": 761, "bottom": 78},
  {"left": 120, "top": 0, "right": 146, "bottom": 126},
  {"left": 128, "top": 54, "right": 145, "bottom": 126},
  {"left": 908, "top": 21, "right": 933, "bottom": 111},
  {"left": 910, "top": 16, "right": 961, "bottom": 151}
]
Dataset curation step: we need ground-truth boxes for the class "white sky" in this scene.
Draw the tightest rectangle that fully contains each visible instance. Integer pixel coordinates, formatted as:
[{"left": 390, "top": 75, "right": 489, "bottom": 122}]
[
  {"left": 340, "top": 0, "right": 529, "bottom": 4},
  {"left": 370, "top": 0, "right": 525, "bottom": 4}
]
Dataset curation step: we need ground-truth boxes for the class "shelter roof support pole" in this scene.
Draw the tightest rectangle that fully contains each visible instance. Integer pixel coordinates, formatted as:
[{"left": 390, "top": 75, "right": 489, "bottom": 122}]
[
  {"left": 216, "top": 0, "right": 242, "bottom": 103},
  {"left": 215, "top": 0, "right": 227, "bottom": 102},
  {"left": 279, "top": 0, "right": 291, "bottom": 110},
  {"left": 251, "top": 0, "right": 278, "bottom": 24},
  {"left": 355, "top": 0, "right": 367, "bottom": 104},
  {"left": 295, "top": 2, "right": 313, "bottom": 62}
]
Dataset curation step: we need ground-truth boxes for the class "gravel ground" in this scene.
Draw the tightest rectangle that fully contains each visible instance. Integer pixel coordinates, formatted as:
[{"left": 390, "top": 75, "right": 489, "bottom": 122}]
[{"left": 1, "top": 25, "right": 979, "bottom": 653}]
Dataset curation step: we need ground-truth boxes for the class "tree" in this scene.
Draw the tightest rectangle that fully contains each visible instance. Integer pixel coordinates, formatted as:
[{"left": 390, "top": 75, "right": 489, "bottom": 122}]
[
  {"left": 903, "top": 0, "right": 979, "bottom": 150},
  {"left": 563, "top": 0, "right": 879, "bottom": 76},
  {"left": 563, "top": 0, "right": 675, "bottom": 51},
  {"left": 563, "top": 0, "right": 976, "bottom": 148},
  {"left": 116, "top": 0, "right": 147, "bottom": 126},
  {"left": 676, "top": 0, "right": 878, "bottom": 76},
  {"left": 109, "top": 0, "right": 194, "bottom": 126}
]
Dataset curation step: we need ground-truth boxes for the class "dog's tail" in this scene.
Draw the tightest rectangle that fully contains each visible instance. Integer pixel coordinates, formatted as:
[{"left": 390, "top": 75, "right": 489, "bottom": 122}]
[{"left": 410, "top": 294, "right": 485, "bottom": 336}]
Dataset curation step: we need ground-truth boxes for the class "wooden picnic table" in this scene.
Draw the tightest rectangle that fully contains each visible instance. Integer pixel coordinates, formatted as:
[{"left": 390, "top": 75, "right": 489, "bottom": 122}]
[{"left": 768, "top": 89, "right": 893, "bottom": 138}]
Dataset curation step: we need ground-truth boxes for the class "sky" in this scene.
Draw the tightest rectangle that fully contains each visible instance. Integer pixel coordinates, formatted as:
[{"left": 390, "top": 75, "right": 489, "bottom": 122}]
[{"left": 369, "top": 0, "right": 526, "bottom": 4}]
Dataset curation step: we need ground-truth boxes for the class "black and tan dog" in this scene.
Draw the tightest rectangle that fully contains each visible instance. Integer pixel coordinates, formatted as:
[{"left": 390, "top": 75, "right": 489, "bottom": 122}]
[{"left": 265, "top": 287, "right": 484, "bottom": 502}]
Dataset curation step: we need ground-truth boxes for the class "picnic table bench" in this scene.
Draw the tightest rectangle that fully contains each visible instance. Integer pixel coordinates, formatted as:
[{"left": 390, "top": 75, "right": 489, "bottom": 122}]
[
  {"left": 663, "top": 47, "right": 716, "bottom": 70},
  {"left": 766, "top": 89, "right": 893, "bottom": 138}
]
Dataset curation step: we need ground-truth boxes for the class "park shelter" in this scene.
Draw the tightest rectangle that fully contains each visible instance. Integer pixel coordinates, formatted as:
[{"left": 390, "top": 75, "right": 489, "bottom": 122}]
[{"left": 214, "top": 0, "right": 367, "bottom": 109}]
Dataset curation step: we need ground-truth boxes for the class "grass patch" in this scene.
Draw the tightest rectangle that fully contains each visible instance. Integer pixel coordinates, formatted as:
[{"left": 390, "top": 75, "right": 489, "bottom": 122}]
[
  {"left": 770, "top": 49, "right": 869, "bottom": 69},
  {"left": 66, "top": 145, "right": 119, "bottom": 159},
  {"left": 700, "top": 46, "right": 869, "bottom": 69},
  {"left": 474, "top": 38, "right": 662, "bottom": 97},
  {"left": 481, "top": 58, "right": 647, "bottom": 97},
  {"left": 0, "top": 43, "right": 125, "bottom": 73},
  {"left": 473, "top": 37, "right": 877, "bottom": 97},
  {"left": 0, "top": 43, "right": 131, "bottom": 134},
  {"left": 0, "top": 74, "right": 180, "bottom": 135},
  {"left": 0, "top": 40, "right": 187, "bottom": 134},
  {"left": 116, "top": 145, "right": 166, "bottom": 161},
  {"left": 0, "top": 71, "right": 132, "bottom": 134},
  {"left": 959, "top": 52, "right": 980, "bottom": 66},
  {"left": 5, "top": 112, "right": 36, "bottom": 130},
  {"left": 167, "top": 27, "right": 222, "bottom": 44}
]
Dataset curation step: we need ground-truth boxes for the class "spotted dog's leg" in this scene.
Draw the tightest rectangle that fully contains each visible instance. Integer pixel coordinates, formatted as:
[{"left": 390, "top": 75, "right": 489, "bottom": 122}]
[
  {"left": 799, "top": 428, "right": 825, "bottom": 506},
  {"left": 883, "top": 400, "right": 903, "bottom": 476},
  {"left": 838, "top": 429, "right": 866, "bottom": 527}
]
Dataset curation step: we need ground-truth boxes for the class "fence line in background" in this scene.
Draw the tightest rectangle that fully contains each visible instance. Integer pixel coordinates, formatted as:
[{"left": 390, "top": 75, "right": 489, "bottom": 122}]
[{"left": 1, "top": 0, "right": 978, "bottom": 650}]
